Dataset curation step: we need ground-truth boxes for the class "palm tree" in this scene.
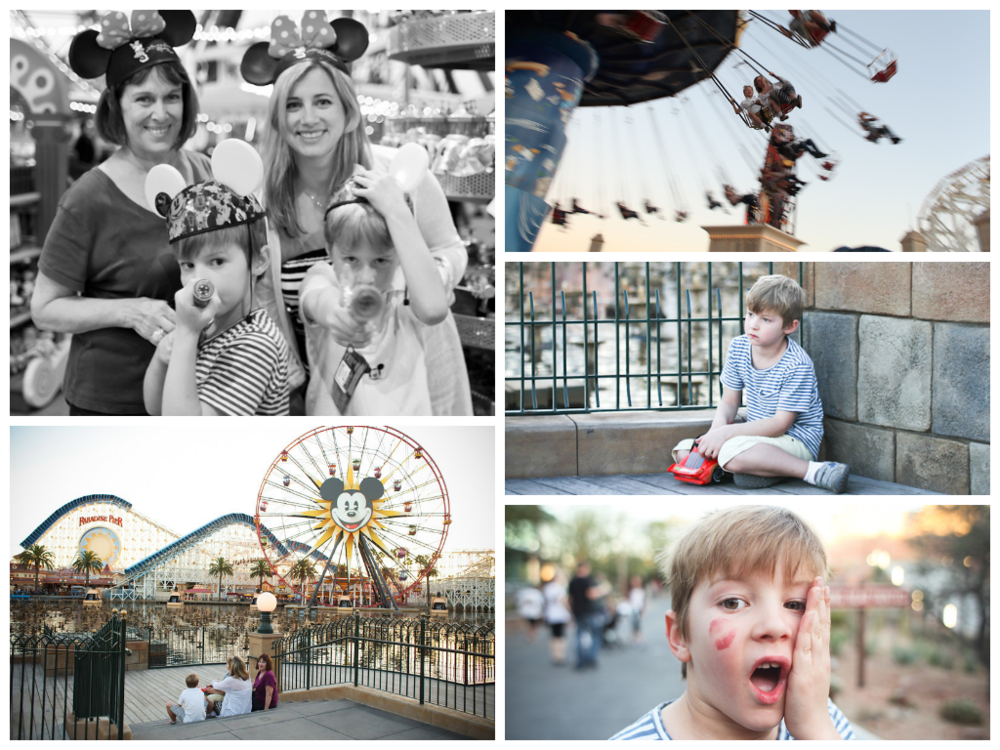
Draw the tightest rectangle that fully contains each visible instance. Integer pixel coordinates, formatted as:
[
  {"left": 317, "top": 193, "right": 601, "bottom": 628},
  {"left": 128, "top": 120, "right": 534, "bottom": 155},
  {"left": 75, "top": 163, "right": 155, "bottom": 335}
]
[
  {"left": 208, "top": 557, "right": 234, "bottom": 603},
  {"left": 249, "top": 559, "right": 271, "bottom": 592},
  {"left": 16, "top": 544, "right": 56, "bottom": 591},
  {"left": 289, "top": 558, "right": 316, "bottom": 602},
  {"left": 72, "top": 550, "right": 104, "bottom": 590},
  {"left": 414, "top": 554, "right": 439, "bottom": 610}
]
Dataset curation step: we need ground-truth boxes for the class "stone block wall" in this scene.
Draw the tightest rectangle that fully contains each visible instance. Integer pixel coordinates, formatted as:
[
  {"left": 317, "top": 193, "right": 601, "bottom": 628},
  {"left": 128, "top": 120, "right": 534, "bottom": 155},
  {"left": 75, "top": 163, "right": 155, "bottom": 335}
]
[{"left": 799, "top": 262, "right": 989, "bottom": 495}]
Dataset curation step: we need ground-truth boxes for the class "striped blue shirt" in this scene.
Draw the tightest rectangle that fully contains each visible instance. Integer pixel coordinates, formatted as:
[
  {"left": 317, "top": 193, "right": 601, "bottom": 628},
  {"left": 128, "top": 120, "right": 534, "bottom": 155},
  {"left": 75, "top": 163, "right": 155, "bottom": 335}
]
[
  {"left": 195, "top": 309, "right": 290, "bottom": 415},
  {"left": 610, "top": 697, "right": 856, "bottom": 740},
  {"left": 720, "top": 335, "right": 824, "bottom": 459}
]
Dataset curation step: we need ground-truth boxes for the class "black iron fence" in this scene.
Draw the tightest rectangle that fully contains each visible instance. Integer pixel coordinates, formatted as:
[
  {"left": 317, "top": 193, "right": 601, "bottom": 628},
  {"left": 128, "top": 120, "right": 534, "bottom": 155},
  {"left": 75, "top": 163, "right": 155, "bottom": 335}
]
[
  {"left": 274, "top": 613, "right": 494, "bottom": 718},
  {"left": 10, "top": 613, "right": 126, "bottom": 739},
  {"left": 141, "top": 625, "right": 254, "bottom": 669},
  {"left": 505, "top": 261, "right": 805, "bottom": 414}
]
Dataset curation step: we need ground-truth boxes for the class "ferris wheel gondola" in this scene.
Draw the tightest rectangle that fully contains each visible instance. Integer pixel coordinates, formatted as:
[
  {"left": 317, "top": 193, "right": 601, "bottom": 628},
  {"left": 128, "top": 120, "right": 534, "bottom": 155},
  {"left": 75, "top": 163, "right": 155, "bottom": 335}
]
[{"left": 255, "top": 426, "right": 450, "bottom": 608}]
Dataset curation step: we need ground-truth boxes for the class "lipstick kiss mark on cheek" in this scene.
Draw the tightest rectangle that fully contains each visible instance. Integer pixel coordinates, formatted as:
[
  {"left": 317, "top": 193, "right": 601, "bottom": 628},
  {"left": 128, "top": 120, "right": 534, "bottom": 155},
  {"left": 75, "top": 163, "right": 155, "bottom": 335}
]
[
  {"left": 709, "top": 618, "right": 725, "bottom": 637},
  {"left": 714, "top": 629, "right": 735, "bottom": 650}
]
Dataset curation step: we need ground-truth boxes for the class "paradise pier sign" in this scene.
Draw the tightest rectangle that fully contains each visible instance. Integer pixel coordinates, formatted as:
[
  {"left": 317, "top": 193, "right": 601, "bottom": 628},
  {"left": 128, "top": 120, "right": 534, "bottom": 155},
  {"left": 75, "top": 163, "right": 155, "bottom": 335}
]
[{"left": 80, "top": 515, "right": 124, "bottom": 527}]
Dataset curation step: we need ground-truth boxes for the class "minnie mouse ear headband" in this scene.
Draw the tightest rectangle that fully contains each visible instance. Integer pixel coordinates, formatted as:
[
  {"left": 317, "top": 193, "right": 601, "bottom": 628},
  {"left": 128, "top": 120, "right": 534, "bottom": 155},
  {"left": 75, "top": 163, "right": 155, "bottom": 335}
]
[
  {"left": 69, "top": 10, "right": 196, "bottom": 88},
  {"left": 324, "top": 143, "right": 428, "bottom": 219},
  {"left": 144, "top": 140, "right": 266, "bottom": 245},
  {"left": 240, "top": 11, "right": 369, "bottom": 86}
]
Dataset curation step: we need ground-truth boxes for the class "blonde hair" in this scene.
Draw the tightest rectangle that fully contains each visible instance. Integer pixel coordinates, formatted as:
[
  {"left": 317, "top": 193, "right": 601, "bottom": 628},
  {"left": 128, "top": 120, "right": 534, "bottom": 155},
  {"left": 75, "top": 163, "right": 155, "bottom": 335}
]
[
  {"left": 324, "top": 185, "right": 394, "bottom": 255},
  {"left": 746, "top": 274, "right": 805, "bottom": 328},
  {"left": 229, "top": 656, "right": 249, "bottom": 681},
  {"left": 262, "top": 59, "right": 372, "bottom": 239},
  {"left": 658, "top": 506, "right": 828, "bottom": 677}
]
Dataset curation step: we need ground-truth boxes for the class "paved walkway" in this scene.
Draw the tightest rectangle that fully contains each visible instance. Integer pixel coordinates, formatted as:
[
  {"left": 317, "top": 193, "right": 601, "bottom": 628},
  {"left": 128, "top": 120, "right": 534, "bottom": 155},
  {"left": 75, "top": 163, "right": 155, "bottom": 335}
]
[
  {"left": 506, "top": 595, "right": 879, "bottom": 740},
  {"left": 131, "top": 698, "right": 471, "bottom": 740},
  {"left": 506, "top": 471, "right": 943, "bottom": 495},
  {"left": 11, "top": 662, "right": 486, "bottom": 739}
]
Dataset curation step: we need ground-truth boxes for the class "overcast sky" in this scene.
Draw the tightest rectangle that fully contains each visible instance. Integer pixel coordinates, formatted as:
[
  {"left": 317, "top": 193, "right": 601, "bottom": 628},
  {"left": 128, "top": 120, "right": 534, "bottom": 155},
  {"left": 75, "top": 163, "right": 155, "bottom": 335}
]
[{"left": 10, "top": 423, "right": 495, "bottom": 558}]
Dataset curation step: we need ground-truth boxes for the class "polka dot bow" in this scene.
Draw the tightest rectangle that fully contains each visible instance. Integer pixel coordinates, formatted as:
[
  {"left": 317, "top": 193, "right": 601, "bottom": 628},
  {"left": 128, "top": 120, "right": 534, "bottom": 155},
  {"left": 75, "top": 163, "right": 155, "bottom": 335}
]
[
  {"left": 95, "top": 10, "right": 166, "bottom": 50},
  {"left": 268, "top": 11, "right": 339, "bottom": 60}
]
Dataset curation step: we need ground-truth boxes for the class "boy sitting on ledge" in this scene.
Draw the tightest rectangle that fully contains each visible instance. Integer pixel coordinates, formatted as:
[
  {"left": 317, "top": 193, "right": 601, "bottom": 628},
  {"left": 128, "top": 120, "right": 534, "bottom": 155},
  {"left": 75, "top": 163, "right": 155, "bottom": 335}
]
[{"left": 672, "top": 274, "right": 850, "bottom": 493}]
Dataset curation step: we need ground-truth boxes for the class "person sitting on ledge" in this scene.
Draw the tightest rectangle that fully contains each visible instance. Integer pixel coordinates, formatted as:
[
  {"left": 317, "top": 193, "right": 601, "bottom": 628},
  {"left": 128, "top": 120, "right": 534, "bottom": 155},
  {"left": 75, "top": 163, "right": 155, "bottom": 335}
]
[
  {"left": 668, "top": 275, "right": 851, "bottom": 493},
  {"left": 205, "top": 655, "right": 252, "bottom": 717},
  {"left": 252, "top": 654, "right": 279, "bottom": 711},
  {"left": 166, "top": 673, "right": 207, "bottom": 725}
]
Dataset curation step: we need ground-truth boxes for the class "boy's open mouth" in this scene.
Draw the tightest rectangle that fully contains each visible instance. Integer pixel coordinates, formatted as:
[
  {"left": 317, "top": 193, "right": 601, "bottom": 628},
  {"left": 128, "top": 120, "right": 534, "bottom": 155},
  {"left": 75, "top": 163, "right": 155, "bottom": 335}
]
[{"left": 748, "top": 657, "right": 790, "bottom": 704}]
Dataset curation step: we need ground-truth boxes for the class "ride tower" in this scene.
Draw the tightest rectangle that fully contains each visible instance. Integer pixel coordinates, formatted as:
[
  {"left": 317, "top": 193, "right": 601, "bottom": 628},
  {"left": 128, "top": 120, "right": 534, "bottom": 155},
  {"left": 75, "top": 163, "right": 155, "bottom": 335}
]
[{"left": 505, "top": 11, "right": 744, "bottom": 251}]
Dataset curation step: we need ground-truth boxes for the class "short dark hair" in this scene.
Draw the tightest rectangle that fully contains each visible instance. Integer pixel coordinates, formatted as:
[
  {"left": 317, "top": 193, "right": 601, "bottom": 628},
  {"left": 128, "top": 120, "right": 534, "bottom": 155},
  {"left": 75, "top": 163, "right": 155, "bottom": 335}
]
[
  {"left": 257, "top": 653, "right": 274, "bottom": 673},
  {"left": 175, "top": 220, "right": 268, "bottom": 269},
  {"left": 185, "top": 673, "right": 199, "bottom": 688},
  {"left": 95, "top": 62, "right": 198, "bottom": 149}
]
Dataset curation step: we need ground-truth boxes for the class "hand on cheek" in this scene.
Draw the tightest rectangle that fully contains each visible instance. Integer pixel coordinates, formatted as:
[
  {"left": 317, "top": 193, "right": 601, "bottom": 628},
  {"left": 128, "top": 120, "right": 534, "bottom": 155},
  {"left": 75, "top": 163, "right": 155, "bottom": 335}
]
[{"left": 783, "top": 577, "right": 839, "bottom": 740}]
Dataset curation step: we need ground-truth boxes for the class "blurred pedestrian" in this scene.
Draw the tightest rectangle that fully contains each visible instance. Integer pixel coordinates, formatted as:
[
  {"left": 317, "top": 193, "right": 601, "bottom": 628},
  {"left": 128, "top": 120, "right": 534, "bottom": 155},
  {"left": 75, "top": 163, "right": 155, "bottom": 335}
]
[
  {"left": 516, "top": 584, "right": 545, "bottom": 642},
  {"left": 569, "top": 561, "right": 610, "bottom": 669},
  {"left": 542, "top": 573, "right": 573, "bottom": 665},
  {"left": 628, "top": 575, "right": 647, "bottom": 648}
]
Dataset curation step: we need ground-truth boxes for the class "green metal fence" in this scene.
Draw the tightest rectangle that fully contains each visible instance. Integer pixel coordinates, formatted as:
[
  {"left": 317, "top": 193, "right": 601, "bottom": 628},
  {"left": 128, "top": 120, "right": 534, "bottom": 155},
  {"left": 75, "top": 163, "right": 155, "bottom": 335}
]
[
  {"left": 505, "top": 262, "right": 804, "bottom": 414},
  {"left": 10, "top": 613, "right": 126, "bottom": 739},
  {"left": 273, "top": 612, "right": 494, "bottom": 719}
]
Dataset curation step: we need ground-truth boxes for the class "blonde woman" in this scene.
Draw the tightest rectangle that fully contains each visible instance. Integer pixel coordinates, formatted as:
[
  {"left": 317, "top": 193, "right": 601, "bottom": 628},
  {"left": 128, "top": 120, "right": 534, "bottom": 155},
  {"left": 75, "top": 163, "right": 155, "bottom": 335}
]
[
  {"left": 205, "top": 656, "right": 252, "bottom": 717},
  {"left": 242, "top": 12, "right": 472, "bottom": 415}
]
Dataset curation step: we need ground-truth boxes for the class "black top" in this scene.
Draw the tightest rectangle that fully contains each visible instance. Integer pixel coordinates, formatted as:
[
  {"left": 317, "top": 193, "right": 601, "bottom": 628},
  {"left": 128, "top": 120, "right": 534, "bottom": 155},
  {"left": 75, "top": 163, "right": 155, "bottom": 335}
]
[{"left": 568, "top": 574, "right": 597, "bottom": 618}]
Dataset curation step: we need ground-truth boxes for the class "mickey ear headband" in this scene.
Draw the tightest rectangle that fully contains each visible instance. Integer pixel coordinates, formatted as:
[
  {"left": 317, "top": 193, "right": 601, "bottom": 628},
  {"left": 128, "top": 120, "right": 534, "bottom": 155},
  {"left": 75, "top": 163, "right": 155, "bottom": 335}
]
[
  {"left": 144, "top": 139, "right": 266, "bottom": 245},
  {"left": 69, "top": 10, "right": 196, "bottom": 88},
  {"left": 324, "top": 143, "right": 429, "bottom": 218},
  {"left": 240, "top": 12, "right": 369, "bottom": 86}
]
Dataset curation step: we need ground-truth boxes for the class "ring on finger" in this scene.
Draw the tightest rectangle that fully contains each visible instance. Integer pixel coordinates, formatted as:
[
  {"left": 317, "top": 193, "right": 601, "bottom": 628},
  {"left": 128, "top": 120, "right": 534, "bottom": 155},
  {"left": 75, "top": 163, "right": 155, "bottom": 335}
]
[{"left": 151, "top": 327, "right": 165, "bottom": 345}]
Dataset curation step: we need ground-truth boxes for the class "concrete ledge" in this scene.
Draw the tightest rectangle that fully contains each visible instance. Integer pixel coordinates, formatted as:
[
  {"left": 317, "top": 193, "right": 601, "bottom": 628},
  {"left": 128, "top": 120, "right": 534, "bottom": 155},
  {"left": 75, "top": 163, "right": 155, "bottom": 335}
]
[
  {"left": 281, "top": 687, "right": 493, "bottom": 739},
  {"left": 574, "top": 411, "right": 719, "bottom": 476},
  {"left": 64, "top": 713, "right": 132, "bottom": 740},
  {"left": 506, "top": 411, "right": 743, "bottom": 478},
  {"left": 505, "top": 415, "right": 577, "bottom": 478}
]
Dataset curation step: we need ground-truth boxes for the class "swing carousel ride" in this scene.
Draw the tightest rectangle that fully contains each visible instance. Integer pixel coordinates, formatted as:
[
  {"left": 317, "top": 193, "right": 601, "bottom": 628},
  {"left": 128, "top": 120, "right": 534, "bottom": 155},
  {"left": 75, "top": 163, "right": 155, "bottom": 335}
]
[{"left": 505, "top": 10, "right": 901, "bottom": 252}]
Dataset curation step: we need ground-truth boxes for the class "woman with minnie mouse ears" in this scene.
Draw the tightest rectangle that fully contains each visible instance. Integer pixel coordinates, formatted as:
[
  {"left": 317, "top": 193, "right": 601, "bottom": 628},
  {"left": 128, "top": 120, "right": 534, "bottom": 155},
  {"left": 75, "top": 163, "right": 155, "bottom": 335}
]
[
  {"left": 242, "top": 11, "right": 473, "bottom": 416},
  {"left": 31, "top": 10, "right": 208, "bottom": 416}
]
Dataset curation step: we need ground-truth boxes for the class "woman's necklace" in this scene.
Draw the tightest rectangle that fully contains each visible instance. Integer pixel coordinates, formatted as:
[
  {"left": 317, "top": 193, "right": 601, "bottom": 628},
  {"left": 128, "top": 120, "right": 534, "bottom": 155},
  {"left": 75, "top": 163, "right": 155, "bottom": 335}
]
[{"left": 302, "top": 187, "right": 329, "bottom": 213}]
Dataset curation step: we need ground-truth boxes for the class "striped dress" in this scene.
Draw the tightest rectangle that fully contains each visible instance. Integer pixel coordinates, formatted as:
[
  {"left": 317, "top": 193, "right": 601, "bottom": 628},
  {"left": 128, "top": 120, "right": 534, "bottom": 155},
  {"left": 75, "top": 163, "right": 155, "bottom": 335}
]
[
  {"left": 720, "top": 335, "right": 825, "bottom": 459},
  {"left": 194, "top": 309, "right": 290, "bottom": 415},
  {"left": 610, "top": 698, "right": 857, "bottom": 740}
]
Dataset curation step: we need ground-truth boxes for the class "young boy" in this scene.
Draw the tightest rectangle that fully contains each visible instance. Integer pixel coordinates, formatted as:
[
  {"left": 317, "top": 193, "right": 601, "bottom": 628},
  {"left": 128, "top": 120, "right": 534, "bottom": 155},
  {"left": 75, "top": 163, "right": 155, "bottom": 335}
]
[
  {"left": 731, "top": 85, "right": 766, "bottom": 130},
  {"left": 672, "top": 274, "right": 850, "bottom": 493},
  {"left": 611, "top": 506, "right": 856, "bottom": 740},
  {"left": 166, "top": 673, "right": 207, "bottom": 725},
  {"left": 299, "top": 170, "right": 451, "bottom": 415},
  {"left": 143, "top": 178, "right": 290, "bottom": 416}
]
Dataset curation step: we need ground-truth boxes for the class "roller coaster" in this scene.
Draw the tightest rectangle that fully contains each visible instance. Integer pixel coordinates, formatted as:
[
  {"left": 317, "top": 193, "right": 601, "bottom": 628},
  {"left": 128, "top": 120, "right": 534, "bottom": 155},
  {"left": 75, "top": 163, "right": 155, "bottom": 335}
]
[{"left": 18, "top": 494, "right": 324, "bottom": 602}]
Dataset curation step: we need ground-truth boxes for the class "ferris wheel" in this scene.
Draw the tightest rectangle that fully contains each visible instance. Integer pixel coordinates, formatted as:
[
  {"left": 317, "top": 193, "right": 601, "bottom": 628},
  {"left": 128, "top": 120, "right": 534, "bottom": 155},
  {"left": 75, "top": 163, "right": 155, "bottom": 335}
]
[
  {"left": 254, "top": 426, "right": 451, "bottom": 608},
  {"left": 918, "top": 155, "right": 990, "bottom": 252}
]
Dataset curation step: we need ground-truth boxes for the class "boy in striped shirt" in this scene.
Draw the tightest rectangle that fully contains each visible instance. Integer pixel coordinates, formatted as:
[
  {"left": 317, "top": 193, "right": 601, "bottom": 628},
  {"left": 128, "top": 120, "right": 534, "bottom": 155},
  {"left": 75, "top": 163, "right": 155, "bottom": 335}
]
[
  {"left": 611, "top": 506, "right": 856, "bottom": 740},
  {"left": 144, "top": 174, "right": 289, "bottom": 416},
  {"left": 672, "top": 274, "right": 849, "bottom": 493}
]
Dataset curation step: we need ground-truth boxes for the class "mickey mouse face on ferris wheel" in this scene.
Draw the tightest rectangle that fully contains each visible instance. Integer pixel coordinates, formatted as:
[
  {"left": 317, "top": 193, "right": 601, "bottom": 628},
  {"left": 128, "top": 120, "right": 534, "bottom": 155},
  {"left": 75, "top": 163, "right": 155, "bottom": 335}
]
[{"left": 320, "top": 476, "right": 384, "bottom": 533}]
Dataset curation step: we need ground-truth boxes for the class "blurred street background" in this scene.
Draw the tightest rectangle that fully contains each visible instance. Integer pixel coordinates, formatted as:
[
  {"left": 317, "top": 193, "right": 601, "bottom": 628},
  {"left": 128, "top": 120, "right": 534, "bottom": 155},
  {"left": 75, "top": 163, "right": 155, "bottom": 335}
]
[{"left": 506, "top": 502, "right": 989, "bottom": 740}]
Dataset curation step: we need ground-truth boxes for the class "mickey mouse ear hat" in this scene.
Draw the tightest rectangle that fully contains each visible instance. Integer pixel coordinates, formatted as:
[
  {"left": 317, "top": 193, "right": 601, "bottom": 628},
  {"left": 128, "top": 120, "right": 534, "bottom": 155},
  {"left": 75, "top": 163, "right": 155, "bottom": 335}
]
[
  {"left": 145, "top": 139, "right": 266, "bottom": 245},
  {"left": 240, "top": 11, "right": 369, "bottom": 86},
  {"left": 69, "top": 10, "right": 196, "bottom": 88}
]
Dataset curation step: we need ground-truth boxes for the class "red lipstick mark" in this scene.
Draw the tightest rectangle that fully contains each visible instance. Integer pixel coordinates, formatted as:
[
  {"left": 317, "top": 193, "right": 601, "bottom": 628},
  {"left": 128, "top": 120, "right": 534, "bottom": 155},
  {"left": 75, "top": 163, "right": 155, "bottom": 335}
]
[{"left": 709, "top": 618, "right": 734, "bottom": 650}]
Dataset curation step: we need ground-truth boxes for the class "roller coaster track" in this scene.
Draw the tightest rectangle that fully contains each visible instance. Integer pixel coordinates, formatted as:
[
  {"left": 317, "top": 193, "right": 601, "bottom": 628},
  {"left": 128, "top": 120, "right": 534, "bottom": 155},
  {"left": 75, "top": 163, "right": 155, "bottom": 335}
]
[{"left": 20, "top": 494, "right": 328, "bottom": 601}]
